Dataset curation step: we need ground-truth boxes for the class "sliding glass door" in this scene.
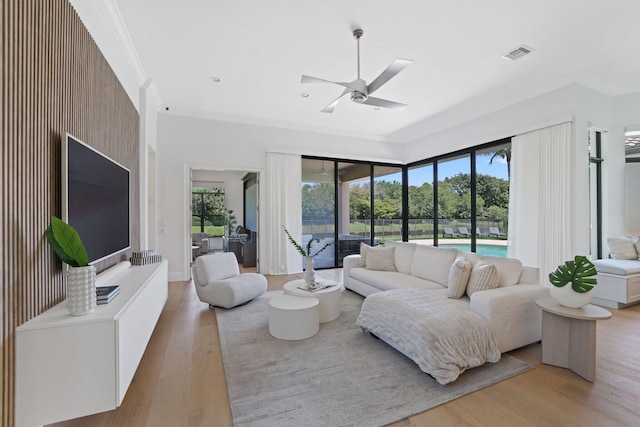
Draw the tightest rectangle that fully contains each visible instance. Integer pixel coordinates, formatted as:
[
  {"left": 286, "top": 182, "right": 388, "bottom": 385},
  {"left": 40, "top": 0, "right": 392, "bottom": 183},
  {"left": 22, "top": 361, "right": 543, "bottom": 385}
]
[
  {"left": 337, "top": 161, "right": 372, "bottom": 265},
  {"left": 437, "top": 155, "right": 471, "bottom": 252},
  {"left": 475, "top": 143, "right": 510, "bottom": 256},
  {"left": 301, "top": 159, "right": 336, "bottom": 269},
  {"left": 407, "top": 163, "right": 434, "bottom": 245},
  {"left": 373, "top": 165, "right": 403, "bottom": 244}
]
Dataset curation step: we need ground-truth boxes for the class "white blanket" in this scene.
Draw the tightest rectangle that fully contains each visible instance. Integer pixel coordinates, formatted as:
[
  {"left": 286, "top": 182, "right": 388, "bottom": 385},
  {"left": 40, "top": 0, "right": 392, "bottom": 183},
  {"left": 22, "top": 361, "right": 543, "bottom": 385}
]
[{"left": 356, "top": 289, "right": 501, "bottom": 384}]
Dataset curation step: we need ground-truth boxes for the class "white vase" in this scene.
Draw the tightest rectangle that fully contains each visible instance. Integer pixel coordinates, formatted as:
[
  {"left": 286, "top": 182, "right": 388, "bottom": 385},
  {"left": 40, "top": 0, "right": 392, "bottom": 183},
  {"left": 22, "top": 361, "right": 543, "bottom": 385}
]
[
  {"left": 67, "top": 265, "right": 97, "bottom": 316},
  {"left": 303, "top": 256, "right": 316, "bottom": 287},
  {"left": 549, "top": 283, "right": 593, "bottom": 308}
]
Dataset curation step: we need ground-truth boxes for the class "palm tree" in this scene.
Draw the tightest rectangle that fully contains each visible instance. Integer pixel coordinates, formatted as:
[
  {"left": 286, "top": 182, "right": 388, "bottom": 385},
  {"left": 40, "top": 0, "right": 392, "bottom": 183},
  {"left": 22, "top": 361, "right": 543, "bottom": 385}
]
[{"left": 488, "top": 147, "right": 511, "bottom": 180}]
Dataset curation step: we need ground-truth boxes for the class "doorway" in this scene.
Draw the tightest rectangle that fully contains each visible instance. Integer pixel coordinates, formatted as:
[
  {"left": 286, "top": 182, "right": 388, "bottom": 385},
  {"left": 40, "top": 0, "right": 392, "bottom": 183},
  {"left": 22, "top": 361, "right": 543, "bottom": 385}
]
[{"left": 189, "top": 168, "right": 260, "bottom": 270}]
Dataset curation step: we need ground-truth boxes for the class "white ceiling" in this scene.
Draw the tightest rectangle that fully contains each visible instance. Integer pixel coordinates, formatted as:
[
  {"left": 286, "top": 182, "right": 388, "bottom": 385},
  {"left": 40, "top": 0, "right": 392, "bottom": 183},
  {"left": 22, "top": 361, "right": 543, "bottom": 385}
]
[{"left": 112, "top": 0, "right": 640, "bottom": 143}]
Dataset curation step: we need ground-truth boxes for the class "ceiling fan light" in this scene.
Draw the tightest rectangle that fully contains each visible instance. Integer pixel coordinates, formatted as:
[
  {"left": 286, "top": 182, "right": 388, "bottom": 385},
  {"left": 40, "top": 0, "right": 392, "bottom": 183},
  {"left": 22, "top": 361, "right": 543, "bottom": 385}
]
[{"left": 351, "top": 91, "right": 367, "bottom": 103}]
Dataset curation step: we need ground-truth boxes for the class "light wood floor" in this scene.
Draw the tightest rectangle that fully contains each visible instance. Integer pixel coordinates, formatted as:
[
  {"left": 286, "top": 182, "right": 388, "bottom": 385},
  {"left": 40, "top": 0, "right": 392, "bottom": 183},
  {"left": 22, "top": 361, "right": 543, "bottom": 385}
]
[{"left": 51, "top": 268, "right": 640, "bottom": 427}]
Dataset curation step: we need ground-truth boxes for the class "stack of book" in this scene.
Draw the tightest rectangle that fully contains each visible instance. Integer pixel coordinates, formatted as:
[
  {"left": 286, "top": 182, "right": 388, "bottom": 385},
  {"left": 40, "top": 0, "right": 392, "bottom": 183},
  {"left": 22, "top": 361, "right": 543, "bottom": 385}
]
[
  {"left": 96, "top": 285, "right": 119, "bottom": 305},
  {"left": 129, "top": 250, "right": 163, "bottom": 266}
]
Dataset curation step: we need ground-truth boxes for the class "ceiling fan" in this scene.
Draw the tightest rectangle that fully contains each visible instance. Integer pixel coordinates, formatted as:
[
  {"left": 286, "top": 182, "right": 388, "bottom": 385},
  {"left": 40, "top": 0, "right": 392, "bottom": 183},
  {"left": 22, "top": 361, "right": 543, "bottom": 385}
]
[{"left": 301, "top": 28, "right": 413, "bottom": 113}]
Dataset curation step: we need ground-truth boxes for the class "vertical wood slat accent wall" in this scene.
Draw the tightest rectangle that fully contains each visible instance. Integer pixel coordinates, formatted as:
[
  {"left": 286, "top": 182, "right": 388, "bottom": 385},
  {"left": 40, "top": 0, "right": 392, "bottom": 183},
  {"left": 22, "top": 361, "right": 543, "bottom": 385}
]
[{"left": 1, "top": 1, "right": 140, "bottom": 425}]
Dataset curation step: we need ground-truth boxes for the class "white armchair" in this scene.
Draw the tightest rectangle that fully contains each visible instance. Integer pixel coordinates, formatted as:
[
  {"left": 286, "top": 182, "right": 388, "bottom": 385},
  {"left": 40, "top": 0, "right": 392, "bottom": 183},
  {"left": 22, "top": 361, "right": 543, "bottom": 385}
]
[{"left": 192, "top": 253, "right": 267, "bottom": 309}]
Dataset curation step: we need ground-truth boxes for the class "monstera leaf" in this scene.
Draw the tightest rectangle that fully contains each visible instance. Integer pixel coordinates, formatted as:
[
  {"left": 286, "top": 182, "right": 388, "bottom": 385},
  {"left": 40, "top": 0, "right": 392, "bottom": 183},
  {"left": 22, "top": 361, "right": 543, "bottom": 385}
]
[
  {"left": 46, "top": 216, "right": 89, "bottom": 267},
  {"left": 548, "top": 255, "right": 597, "bottom": 293}
]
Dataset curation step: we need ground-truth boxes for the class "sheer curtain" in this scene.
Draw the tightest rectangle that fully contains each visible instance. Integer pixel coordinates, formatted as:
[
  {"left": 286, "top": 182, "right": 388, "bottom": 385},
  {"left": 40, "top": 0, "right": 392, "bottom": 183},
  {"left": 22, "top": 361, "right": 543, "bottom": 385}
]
[
  {"left": 263, "top": 152, "right": 302, "bottom": 275},
  {"left": 508, "top": 122, "right": 572, "bottom": 285}
]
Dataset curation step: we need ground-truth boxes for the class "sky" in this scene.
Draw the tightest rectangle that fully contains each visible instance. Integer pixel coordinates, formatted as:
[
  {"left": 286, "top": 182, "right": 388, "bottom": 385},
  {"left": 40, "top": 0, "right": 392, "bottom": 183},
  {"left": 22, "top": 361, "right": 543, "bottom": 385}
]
[{"left": 390, "top": 153, "right": 509, "bottom": 186}]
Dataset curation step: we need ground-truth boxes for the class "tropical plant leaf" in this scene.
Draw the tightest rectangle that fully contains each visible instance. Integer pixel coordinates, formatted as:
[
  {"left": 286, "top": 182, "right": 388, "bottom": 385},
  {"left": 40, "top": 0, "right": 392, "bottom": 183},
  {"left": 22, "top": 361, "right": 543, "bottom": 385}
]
[
  {"left": 47, "top": 216, "right": 89, "bottom": 267},
  {"left": 548, "top": 255, "right": 597, "bottom": 293},
  {"left": 283, "top": 226, "right": 309, "bottom": 256},
  {"left": 46, "top": 226, "right": 76, "bottom": 266},
  {"left": 310, "top": 241, "right": 332, "bottom": 258}
]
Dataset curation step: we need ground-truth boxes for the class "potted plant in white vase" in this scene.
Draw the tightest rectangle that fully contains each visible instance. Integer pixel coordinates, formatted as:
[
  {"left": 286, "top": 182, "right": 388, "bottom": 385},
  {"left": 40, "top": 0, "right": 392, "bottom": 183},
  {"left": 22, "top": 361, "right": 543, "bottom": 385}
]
[
  {"left": 283, "top": 227, "right": 331, "bottom": 290},
  {"left": 46, "top": 216, "right": 96, "bottom": 316},
  {"left": 548, "top": 255, "right": 598, "bottom": 308}
]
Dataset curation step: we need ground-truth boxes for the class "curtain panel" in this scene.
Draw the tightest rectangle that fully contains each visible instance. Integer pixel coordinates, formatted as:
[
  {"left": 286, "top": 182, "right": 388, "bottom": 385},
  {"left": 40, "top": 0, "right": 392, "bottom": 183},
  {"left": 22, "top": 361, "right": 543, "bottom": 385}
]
[
  {"left": 264, "top": 152, "right": 302, "bottom": 274},
  {"left": 508, "top": 122, "right": 573, "bottom": 285}
]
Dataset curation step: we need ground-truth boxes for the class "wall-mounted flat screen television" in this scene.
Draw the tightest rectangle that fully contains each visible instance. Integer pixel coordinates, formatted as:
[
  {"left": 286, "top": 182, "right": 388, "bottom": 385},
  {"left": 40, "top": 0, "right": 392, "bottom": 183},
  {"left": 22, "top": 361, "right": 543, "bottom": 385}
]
[{"left": 62, "top": 134, "right": 131, "bottom": 264}]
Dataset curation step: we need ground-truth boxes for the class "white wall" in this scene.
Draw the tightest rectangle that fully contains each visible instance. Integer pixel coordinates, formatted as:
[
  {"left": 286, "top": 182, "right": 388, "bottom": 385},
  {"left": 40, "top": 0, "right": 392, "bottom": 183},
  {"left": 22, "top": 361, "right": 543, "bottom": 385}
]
[
  {"left": 139, "top": 81, "right": 160, "bottom": 250},
  {"left": 157, "top": 114, "right": 400, "bottom": 280},
  {"left": 157, "top": 85, "right": 638, "bottom": 280},
  {"left": 613, "top": 93, "right": 640, "bottom": 238}
]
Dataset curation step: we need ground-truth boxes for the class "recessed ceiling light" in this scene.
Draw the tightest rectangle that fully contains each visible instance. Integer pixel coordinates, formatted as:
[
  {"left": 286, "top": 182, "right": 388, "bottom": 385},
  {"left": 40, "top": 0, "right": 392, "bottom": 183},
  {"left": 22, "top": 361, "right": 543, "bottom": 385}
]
[
  {"left": 210, "top": 76, "right": 221, "bottom": 83},
  {"left": 300, "top": 93, "right": 309, "bottom": 98}
]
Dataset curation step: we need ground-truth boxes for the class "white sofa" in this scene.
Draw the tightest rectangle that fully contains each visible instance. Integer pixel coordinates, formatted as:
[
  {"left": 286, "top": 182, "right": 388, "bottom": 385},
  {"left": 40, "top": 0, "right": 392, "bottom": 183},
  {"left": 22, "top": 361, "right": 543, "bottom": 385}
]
[
  {"left": 590, "top": 237, "right": 640, "bottom": 308},
  {"left": 343, "top": 241, "right": 549, "bottom": 353}
]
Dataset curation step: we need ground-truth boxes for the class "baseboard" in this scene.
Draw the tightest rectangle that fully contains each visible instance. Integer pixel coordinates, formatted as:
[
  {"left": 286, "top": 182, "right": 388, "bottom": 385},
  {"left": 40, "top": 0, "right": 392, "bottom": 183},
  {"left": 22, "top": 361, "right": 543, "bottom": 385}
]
[{"left": 169, "top": 271, "right": 189, "bottom": 282}]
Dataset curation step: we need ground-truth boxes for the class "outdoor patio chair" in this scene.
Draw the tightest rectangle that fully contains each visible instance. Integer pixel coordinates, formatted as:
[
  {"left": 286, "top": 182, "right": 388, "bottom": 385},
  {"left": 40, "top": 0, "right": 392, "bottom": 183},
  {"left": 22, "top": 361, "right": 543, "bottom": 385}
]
[
  {"left": 477, "top": 227, "right": 488, "bottom": 237},
  {"left": 443, "top": 227, "right": 459, "bottom": 238},
  {"left": 489, "top": 227, "right": 506, "bottom": 237},
  {"left": 458, "top": 227, "right": 471, "bottom": 237}
]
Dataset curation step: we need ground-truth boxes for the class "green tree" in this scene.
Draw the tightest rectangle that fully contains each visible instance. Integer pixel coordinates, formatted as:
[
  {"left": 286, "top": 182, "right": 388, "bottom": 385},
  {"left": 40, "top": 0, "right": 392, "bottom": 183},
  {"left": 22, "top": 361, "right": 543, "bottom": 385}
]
[
  {"left": 408, "top": 182, "right": 434, "bottom": 218},
  {"left": 302, "top": 183, "right": 335, "bottom": 221},
  {"left": 192, "top": 188, "right": 225, "bottom": 232},
  {"left": 488, "top": 147, "right": 511, "bottom": 180}
]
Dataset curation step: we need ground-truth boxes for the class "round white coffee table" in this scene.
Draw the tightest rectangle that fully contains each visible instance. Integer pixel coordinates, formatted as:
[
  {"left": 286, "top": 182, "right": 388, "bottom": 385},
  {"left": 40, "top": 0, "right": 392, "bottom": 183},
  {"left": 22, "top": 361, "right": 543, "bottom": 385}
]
[
  {"left": 269, "top": 295, "right": 319, "bottom": 340},
  {"left": 283, "top": 279, "right": 342, "bottom": 323}
]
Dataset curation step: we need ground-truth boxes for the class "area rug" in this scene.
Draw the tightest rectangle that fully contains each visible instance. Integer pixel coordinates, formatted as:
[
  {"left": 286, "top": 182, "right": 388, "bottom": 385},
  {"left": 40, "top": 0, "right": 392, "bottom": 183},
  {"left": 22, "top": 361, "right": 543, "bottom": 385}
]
[{"left": 216, "top": 290, "right": 533, "bottom": 427}]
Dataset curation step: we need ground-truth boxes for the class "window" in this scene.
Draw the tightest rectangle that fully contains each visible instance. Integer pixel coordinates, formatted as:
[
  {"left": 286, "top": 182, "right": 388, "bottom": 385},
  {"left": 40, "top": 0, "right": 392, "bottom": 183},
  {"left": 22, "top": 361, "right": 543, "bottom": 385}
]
[
  {"left": 408, "top": 138, "right": 511, "bottom": 257},
  {"left": 192, "top": 187, "right": 225, "bottom": 236}
]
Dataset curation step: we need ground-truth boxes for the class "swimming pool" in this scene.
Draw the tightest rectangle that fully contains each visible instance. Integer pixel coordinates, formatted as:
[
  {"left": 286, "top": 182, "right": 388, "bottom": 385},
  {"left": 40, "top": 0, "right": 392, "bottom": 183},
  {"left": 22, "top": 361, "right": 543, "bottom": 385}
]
[{"left": 439, "top": 243, "right": 508, "bottom": 258}]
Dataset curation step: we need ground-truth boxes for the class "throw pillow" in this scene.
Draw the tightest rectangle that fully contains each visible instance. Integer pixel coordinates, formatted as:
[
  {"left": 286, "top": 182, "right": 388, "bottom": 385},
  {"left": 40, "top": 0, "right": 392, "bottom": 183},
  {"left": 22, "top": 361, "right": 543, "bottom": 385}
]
[
  {"left": 357, "top": 243, "right": 371, "bottom": 267},
  {"left": 608, "top": 237, "right": 638, "bottom": 260},
  {"left": 447, "top": 256, "right": 473, "bottom": 298},
  {"left": 466, "top": 260, "right": 499, "bottom": 297},
  {"left": 365, "top": 246, "right": 396, "bottom": 271}
]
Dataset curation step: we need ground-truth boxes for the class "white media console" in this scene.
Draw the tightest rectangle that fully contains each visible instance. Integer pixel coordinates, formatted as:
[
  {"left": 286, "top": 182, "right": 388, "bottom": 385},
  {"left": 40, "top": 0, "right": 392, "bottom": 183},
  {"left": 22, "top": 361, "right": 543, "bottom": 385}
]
[{"left": 15, "top": 260, "right": 168, "bottom": 427}]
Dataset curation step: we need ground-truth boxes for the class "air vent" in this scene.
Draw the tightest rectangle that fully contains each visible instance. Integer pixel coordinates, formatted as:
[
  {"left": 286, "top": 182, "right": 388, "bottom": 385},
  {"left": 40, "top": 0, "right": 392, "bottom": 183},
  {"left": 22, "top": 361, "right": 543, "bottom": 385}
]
[{"left": 502, "top": 45, "right": 534, "bottom": 61}]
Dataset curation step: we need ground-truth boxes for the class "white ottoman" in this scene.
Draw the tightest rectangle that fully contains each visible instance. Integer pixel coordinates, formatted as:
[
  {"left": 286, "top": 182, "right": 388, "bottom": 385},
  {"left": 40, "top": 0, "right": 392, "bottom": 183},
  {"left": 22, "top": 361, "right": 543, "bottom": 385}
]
[
  {"left": 283, "top": 279, "right": 342, "bottom": 323},
  {"left": 269, "top": 295, "right": 320, "bottom": 340}
]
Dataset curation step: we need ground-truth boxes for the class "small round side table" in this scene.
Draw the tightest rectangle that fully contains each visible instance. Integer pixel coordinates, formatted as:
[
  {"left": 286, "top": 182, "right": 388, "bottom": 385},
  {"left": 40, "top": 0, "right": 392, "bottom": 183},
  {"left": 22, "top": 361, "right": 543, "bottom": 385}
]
[
  {"left": 536, "top": 297, "right": 611, "bottom": 381},
  {"left": 269, "top": 295, "right": 319, "bottom": 340}
]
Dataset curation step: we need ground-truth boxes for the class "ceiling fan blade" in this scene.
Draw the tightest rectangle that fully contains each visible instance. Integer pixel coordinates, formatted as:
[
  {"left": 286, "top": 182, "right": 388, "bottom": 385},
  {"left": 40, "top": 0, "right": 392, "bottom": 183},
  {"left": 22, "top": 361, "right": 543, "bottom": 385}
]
[
  {"left": 321, "top": 89, "right": 350, "bottom": 113},
  {"left": 362, "top": 96, "right": 408, "bottom": 110},
  {"left": 366, "top": 59, "right": 413, "bottom": 95},
  {"left": 301, "top": 75, "right": 359, "bottom": 91}
]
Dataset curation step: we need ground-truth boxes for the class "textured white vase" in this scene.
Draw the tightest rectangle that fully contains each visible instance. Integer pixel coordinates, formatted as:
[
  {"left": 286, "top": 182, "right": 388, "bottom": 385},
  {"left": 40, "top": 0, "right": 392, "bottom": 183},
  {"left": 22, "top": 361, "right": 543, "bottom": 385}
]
[
  {"left": 549, "top": 284, "right": 593, "bottom": 308},
  {"left": 67, "top": 265, "right": 97, "bottom": 316},
  {"left": 303, "top": 256, "right": 316, "bottom": 288}
]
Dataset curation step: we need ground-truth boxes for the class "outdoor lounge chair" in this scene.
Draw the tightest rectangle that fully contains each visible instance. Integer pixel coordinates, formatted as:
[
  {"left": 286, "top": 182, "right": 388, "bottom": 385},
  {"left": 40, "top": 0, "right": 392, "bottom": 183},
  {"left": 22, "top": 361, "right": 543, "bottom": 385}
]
[
  {"left": 489, "top": 227, "right": 506, "bottom": 237},
  {"left": 476, "top": 227, "right": 488, "bottom": 237},
  {"left": 458, "top": 227, "right": 471, "bottom": 237},
  {"left": 443, "top": 227, "right": 459, "bottom": 238}
]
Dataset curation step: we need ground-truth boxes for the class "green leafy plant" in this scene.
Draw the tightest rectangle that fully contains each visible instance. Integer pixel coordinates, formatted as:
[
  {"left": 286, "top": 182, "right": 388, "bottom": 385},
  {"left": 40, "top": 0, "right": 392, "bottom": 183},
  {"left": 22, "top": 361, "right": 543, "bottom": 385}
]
[
  {"left": 548, "top": 255, "right": 597, "bottom": 293},
  {"left": 225, "top": 209, "right": 237, "bottom": 236},
  {"left": 283, "top": 226, "right": 331, "bottom": 257},
  {"left": 45, "top": 216, "right": 89, "bottom": 267}
]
